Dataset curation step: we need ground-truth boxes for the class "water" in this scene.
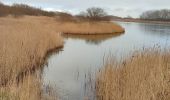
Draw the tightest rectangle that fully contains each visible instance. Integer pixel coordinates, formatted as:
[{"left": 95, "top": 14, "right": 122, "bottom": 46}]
[{"left": 43, "top": 22, "right": 170, "bottom": 100}]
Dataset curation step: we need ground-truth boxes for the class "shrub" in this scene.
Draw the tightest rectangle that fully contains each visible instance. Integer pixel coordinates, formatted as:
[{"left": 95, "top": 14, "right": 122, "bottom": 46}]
[{"left": 78, "top": 7, "right": 108, "bottom": 21}]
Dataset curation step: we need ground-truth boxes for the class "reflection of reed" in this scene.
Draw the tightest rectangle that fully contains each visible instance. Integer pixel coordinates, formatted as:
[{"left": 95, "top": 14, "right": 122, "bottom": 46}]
[{"left": 62, "top": 33, "right": 124, "bottom": 45}]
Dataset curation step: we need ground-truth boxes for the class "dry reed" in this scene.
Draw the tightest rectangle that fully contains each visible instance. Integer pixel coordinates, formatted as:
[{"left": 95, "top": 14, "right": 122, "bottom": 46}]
[
  {"left": 96, "top": 48, "right": 170, "bottom": 100},
  {"left": 57, "top": 21, "right": 125, "bottom": 35},
  {"left": 0, "top": 16, "right": 63, "bottom": 100},
  {"left": 0, "top": 15, "right": 124, "bottom": 100}
]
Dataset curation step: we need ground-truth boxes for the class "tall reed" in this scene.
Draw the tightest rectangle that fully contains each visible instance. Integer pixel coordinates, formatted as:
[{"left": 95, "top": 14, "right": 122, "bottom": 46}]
[
  {"left": 0, "top": 16, "right": 63, "bottom": 100},
  {"left": 96, "top": 48, "right": 170, "bottom": 100}
]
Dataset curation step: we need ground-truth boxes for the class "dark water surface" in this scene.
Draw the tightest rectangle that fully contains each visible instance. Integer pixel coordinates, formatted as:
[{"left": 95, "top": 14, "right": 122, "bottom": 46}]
[{"left": 43, "top": 22, "right": 170, "bottom": 100}]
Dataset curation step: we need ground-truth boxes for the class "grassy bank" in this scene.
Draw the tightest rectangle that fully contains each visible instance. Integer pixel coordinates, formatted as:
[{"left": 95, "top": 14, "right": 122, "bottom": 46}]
[
  {"left": 0, "top": 15, "right": 124, "bottom": 99},
  {"left": 58, "top": 21, "right": 125, "bottom": 35},
  {"left": 8, "top": 16, "right": 125, "bottom": 35},
  {"left": 96, "top": 48, "right": 170, "bottom": 100},
  {"left": 0, "top": 16, "right": 63, "bottom": 100}
]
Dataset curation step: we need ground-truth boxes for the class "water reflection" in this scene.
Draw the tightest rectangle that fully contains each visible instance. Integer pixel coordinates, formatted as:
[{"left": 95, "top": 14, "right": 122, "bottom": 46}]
[
  {"left": 138, "top": 23, "right": 170, "bottom": 37},
  {"left": 43, "top": 21, "right": 170, "bottom": 100},
  {"left": 62, "top": 33, "right": 124, "bottom": 45}
]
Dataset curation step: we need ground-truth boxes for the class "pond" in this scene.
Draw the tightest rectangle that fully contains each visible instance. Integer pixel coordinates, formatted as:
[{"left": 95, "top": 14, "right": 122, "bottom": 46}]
[{"left": 43, "top": 22, "right": 170, "bottom": 100}]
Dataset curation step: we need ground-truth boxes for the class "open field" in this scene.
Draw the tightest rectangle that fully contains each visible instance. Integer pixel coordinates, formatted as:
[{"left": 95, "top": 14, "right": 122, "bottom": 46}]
[
  {"left": 0, "top": 16, "right": 63, "bottom": 100},
  {"left": 96, "top": 48, "right": 170, "bottom": 100}
]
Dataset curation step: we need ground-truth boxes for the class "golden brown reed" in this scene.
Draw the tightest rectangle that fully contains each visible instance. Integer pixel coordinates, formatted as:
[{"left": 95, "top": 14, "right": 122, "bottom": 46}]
[
  {"left": 0, "top": 15, "right": 124, "bottom": 99},
  {"left": 13, "top": 16, "right": 125, "bottom": 35},
  {"left": 96, "top": 48, "right": 170, "bottom": 100},
  {"left": 56, "top": 21, "right": 125, "bottom": 35},
  {"left": 0, "top": 16, "right": 63, "bottom": 100}
]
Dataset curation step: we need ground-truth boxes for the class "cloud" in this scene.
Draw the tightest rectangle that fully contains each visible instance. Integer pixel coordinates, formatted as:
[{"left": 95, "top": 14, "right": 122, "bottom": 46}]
[{"left": 43, "top": 8, "right": 57, "bottom": 11}]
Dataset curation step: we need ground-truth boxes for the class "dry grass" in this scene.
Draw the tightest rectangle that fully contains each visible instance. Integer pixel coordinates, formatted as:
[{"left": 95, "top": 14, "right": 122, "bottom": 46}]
[
  {"left": 0, "top": 15, "right": 124, "bottom": 99},
  {"left": 9, "top": 16, "right": 125, "bottom": 35},
  {"left": 96, "top": 48, "right": 170, "bottom": 100},
  {"left": 0, "top": 16, "right": 63, "bottom": 100},
  {"left": 56, "top": 21, "right": 125, "bottom": 35}
]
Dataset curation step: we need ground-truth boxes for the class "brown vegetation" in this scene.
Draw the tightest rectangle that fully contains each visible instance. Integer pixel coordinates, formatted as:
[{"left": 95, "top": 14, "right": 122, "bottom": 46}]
[
  {"left": 0, "top": 3, "right": 56, "bottom": 17},
  {"left": 0, "top": 16, "right": 63, "bottom": 100},
  {"left": 55, "top": 12, "right": 76, "bottom": 22},
  {"left": 96, "top": 48, "right": 170, "bottom": 100},
  {"left": 58, "top": 21, "right": 125, "bottom": 34},
  {"left": 0, "top": 14, "right": 124, "bottom": 99},
  {"left": 78, "top": 7, "right": 109, "bottom": 21},
  {"left": 0, "top": 2, "right": 125, "bottom": 35}
]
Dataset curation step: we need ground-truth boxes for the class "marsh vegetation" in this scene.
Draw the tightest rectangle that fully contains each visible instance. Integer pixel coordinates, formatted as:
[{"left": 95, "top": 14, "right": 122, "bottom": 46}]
[
  {"left": 44, "top": 22, "right": 170, "bottom": 100},
  {"left": 96, "top": 48, "right": 170, "bottom": 100},
  {"left": 0, "top": 16, "right": 63, "bottom": 100},
  {"left": 0, "top": 2, "right": 170, "bottom": 100}
]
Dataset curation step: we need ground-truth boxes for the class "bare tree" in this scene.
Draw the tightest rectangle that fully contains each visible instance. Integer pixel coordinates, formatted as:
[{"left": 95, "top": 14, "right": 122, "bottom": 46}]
[
  {"left": 80, "top": 7, "right": 107, "bottom": 21},
  {"left": 140, "top": 9, "right": 170, "bottom": 21}
]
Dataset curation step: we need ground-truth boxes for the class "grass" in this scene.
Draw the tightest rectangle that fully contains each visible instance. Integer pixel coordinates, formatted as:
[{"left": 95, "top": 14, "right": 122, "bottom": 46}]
[
  {"left": 0, "top": 15, "right": 124, "bottom": 99},
  {"left": 0, "top": 15, "right": 169, "bottom": 100},
  {"left": 0, "top": 2, "right": 125, "bottom": 36},
  {"left": 0, "top": 16, "right": 63, "bottom": 100},
  {"left": 58, "top": 21, "right": 125, "bottom": 35},
  {"left": 95, "top": 48, "right": 170, "bottom": 100},
  {"left": 3, "top": 15, "right": 125, "bottom": 35}
]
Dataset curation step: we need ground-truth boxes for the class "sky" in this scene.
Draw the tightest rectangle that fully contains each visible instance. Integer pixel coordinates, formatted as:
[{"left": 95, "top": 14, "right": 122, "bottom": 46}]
[{"left": 2, "top": 0, "right": 170, "bottom": 18}]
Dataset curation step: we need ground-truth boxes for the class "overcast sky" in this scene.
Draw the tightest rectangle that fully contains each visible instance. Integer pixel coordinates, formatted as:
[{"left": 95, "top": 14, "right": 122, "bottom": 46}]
[{"left": 2, "top": 0, "right": 170, "bottom": 18}]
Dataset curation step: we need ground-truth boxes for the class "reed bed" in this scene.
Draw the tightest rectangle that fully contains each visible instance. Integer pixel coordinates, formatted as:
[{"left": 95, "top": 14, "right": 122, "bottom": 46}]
[
  {"left": 96, "top": 48, "right": 170, "bottom": 100},
  {"left": 12, "top": 16, "right": 125, "bottom": 35},
  {"left": 57, "top": 21, "right": 125, "bottom": 35},
  {"left": 0, "top": 15, "right": 124, "bottom": 99},
  {"left": 0, "top": 16, "right": 63, "bottom": 100}
]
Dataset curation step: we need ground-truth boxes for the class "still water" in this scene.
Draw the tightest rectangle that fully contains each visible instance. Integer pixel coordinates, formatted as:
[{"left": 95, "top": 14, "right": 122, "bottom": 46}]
[{"left": 43, "top": 22, "right": 170, "bottom": 100}]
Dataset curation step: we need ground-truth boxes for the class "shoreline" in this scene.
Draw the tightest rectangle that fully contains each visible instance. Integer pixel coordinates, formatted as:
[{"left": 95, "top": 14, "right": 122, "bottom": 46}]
[
  {"left": 0, "top": 16, "right": 65, "bottom": 100},
  {"left": 58, "top": 21, "right": 125, "bottom": 35},
  {"left": 112, "top": 18, "right": 170, "bottom": 24},
  {"left": 0, "top": 16, "right": 124, "bottom": 99},
  {"left": 0, "top": 16, "right": 125, "bottom": 86},
  {"left": 16, "top": 45, "right": 64, "bottom": 84},
  {"left": 63, "top": 31, "right": 125, "bottom": 35}
]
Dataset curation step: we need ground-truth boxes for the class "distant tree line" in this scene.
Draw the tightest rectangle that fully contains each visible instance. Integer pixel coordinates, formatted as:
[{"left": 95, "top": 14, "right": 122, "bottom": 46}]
[
  {"left": 0, "top": 2, "right": 113, "bottom": 21},
  {"left": 140, "top": 9, "right": 170, "bottom": 21},
  {"left": 0, "top": 2, "right": 56, "bottom": 17}
]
